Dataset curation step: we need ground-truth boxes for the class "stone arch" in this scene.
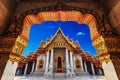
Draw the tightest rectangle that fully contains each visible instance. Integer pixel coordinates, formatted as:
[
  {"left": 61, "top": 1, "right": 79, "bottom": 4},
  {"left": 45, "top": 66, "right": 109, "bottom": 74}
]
[
  {"left": 22, "top": 11, "right": 98, "bottom": 41},
  {"left": 1, "top": 4, "right": 105, "bottom": 57},
  {"left": 0, "top": 3, "right": 119, "bottom": 80}
]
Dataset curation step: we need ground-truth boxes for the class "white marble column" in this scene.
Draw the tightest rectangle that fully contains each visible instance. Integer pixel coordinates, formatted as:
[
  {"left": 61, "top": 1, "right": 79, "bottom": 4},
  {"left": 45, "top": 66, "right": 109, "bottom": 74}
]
[
  {"left": 1, "top": 61, "right": 18, "bottom": 80},
  {"left": 48, "top": 49, "right": 54, "bottom": 77},
  {"left": 99, "top": 69, "right": 102, "bottom": 75},
  {"left": 73, "top": 56, "right": 76, "bottom": 70},
  {"left": 31, "top": 61, "right": 35, "bottom": 74},
  {"left": 24, "top": 63, "right": 28, "bottom": 75},
  {"left": 66, "top": 49, "right": 71, "bottom": 76},
  {"left": 44, "top": 51, "right": 50, "bottom": 75},
  {"left": 84, "top": 61, "right": 87, "bottom": 72},
  {"left": 79, "top": 56, "right": 84, "bottom": 71},
  {"left": 70, "top": 51, "right": 75, "bottom": 76},
  {"left": 35, "top": 57, "right": 39, "bottom": 71},
  {"left": 44, "top": 56, "right": 46, "bottom": 70},
  {"left": 91, "top": 63, "right": 95, "bottom": 75},
  {"left": 107, "top": 62, "right": 118, "bottom": 80},
  {"left": 16, "top": 69, "right": 20, "bottom": 75}
]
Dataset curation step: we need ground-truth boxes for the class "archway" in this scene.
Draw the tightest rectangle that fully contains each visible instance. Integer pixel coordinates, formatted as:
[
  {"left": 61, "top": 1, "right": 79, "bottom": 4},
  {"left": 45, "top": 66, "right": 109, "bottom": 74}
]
[
  {"left": 55, "top": 53, "right": 64, "bottom": 73},
  {"left": 38, "top": 59, "right": 44, "bottom": 70},
  {"left": 0, "top": 4, "right": 120, "bottom": 80},
  {"left": 75, "top": 58, "right": 81, "bottom": 70}
]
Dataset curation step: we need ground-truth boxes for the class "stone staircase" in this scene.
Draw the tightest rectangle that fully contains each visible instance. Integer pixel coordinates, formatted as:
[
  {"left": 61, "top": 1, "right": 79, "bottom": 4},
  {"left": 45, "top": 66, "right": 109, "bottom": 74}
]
[
  {"left": 30, "top": 71, "right": 44, "bottom": 76},
  {"left": 53, "top": 73, "right": 66, "bottom": 78},
  {"left": 75, "top": 71, "right": 89, "bottom": 76}
]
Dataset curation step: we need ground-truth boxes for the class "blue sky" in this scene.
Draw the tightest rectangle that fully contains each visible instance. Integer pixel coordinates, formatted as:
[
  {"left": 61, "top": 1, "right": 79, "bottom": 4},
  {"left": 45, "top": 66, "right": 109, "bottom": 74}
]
[{"left": 22, "top": 21, "right": 97, "bottom": 56}]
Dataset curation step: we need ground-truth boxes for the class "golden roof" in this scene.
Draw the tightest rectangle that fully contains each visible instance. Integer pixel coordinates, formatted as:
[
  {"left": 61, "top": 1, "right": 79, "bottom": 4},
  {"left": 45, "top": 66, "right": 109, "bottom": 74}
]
[{"left": 43, "top": 28, "right": 76, "bottom": 48}]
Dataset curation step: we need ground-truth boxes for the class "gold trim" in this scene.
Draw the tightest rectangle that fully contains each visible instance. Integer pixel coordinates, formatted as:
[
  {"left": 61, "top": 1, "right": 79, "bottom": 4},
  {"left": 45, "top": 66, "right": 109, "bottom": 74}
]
[{"left": 55, "top": 53, "right": 64, "bottom": 72}]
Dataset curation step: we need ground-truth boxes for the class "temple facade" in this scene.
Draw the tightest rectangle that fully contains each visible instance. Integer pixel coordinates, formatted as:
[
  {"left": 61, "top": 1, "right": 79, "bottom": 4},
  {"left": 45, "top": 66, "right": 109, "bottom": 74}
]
[{"left": 16, "top": 28, "right": 103, "bottom": 77}]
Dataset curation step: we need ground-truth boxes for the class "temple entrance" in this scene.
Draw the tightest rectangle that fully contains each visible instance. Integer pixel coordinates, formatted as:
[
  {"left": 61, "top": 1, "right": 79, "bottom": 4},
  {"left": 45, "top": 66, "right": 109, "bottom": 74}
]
[{"left": 55, "top": 53, "right": 64, "bottom": 73}]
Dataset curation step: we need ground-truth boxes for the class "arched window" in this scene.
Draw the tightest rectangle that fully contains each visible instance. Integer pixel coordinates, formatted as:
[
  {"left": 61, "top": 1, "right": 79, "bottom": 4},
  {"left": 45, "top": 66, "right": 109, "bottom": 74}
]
[
  {"left": 38, "top": 59, "right": 44, "bottom": 69},
  {"left": 76, "top": 58, "right": 81, "bottom": 69},
  {"left": 58, "top": 57, "right": 62, "bottom": 68}
]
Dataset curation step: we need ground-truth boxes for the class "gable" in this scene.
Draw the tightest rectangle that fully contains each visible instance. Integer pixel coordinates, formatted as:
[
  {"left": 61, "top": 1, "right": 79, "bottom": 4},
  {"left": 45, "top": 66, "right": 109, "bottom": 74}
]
[{"left": 43, "top": 28, "right": 76, "bottom": 49}]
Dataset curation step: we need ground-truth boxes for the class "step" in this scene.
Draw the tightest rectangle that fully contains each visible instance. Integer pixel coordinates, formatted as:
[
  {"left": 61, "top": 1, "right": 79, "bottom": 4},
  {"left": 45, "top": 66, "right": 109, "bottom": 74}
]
[
  {"left": 53, "top": 73, "right": 66, "bottom": 78},
  {"left": 75, "top": 71, "right": 89, "bottom": 76},
  {"left": 30, "top": 71, "right": 44, "bottom": 76}
]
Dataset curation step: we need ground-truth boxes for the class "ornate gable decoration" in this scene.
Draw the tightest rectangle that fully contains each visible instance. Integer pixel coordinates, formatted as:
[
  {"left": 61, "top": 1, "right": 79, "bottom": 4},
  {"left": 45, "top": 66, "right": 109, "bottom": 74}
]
[{"left": 43, "top": 28, "right": 76, "bottom": 49}]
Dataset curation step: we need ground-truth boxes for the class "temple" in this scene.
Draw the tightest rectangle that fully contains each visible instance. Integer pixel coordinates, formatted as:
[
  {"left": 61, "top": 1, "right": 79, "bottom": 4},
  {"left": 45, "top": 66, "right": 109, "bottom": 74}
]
[{"left": 16, "top": 28, "right": 103, "bottom": 77}]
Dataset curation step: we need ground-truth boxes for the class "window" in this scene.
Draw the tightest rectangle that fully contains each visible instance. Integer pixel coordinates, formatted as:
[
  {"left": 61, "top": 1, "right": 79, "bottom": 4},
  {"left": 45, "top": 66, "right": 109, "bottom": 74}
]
[
  {"left": 38, "top": 59, "right": 44, "bottom": 69},
  {"left": 76, "top": 59, "right": 81, "bottom": 69}
]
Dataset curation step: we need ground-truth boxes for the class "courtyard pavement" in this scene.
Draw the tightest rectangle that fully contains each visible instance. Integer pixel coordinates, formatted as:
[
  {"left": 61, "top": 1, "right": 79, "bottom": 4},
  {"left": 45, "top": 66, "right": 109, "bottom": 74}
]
[{"left": 14, "top": 75, "right": 105, "bottom": 80}]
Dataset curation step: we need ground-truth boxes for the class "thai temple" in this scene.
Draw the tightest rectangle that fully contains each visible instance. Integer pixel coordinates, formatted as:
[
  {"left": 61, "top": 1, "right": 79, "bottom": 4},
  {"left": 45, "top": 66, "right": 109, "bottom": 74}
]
[{"left": 16, "top": 28, "right": 103, "bottom": 77}]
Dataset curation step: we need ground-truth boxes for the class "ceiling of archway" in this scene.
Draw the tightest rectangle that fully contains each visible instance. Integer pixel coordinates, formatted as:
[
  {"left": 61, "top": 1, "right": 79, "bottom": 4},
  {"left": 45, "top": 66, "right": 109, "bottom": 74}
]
[{"left": 21, "top": 11, "right": 99, "bottom": 41}]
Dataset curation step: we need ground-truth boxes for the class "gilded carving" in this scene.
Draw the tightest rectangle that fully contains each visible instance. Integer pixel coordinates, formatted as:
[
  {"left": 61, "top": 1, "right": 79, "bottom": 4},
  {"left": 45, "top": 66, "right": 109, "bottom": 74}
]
[
  {"left": 55, "top": 53, "right": 64, "bottom": 72},
  {"left": 8, "top": 54, "right": 20, "bottom": 64},
  {"left": 92, "top": 35, "right": 120, "bottom": 57},
  {"left": 38, "top": 59, "right": 44, "bottom": 70},
  {"left": 75, "top": 58, "right": 81, "bottom": 70},
  {"left": 12, "top": 36, "right": 27, "bottom": 55},
  {"left": 92, "top": 36, "right": 108, "bottom": 56},
  {"left": 44, "top": 29, "right": 75, "bottom": 51},
  {"left": 99, "top": 54, "right": 112, "bottom": 63}
]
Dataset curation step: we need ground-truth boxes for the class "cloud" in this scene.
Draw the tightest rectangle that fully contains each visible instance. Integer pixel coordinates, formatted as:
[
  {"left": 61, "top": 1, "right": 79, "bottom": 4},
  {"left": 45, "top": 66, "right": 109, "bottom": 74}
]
[
  {"left": 77, "top": 32, "right": 85, "bottom": 36},
  {"left": 47, "top": 25, "right": 55, "bottom": 29}
]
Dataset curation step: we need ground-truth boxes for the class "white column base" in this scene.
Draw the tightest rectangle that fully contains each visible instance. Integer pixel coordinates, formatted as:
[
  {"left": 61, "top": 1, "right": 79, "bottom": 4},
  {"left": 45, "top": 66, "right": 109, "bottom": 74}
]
[
  {"left": 44, "top": 72, "right": 53, "bottom": 77},
  {"left": 66, "top": 72, "right": 75, "bottom": 77},
  {"left": 1, "top": 61, "right": 18, "bottom": 80},
  {"left": 102, "top": 62, "right": 119, "bottom": 80}
]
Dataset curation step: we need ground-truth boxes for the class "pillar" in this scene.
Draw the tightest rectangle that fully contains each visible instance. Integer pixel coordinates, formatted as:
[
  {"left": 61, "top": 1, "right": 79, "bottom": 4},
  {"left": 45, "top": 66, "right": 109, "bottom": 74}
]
[
  {"left": 102, "top": 61, "right": 119, "bottom": 80},
  {"left": 35, "top": 56, "right": 40, "bottom": 71},
  {"left": 48, "top": 49, "right": 54, "bottom": 77},
  {"left": 70, "top": 51, "right": 75, "bottom": 76},
  {"left": 0, "top": 53, "right": 19, "bottom": 80},
  {"left": 79, "top": 56, "right": 84, "bottom": 71},
  {"left": 99, "top": 69, "right": 102, "bottom": 75},
  {"left": 91, "top": 63, "right": 95, "bottom": 75},
  {"left": 0, "top": 53, "right": 9, "bottom": 79},
  {"left": 108, "top": 62, "right": 118, "bottom": 80},
  {"left": 44, "top": 56, "right": 46, "bottom": 70},
  {"left": 73, "top": 56, "right": 76, "bottom": 70},
  {"left": 24, "top": 63, "right": 28, "bottom": 75},
  {"left": 66, "top": 49, "right": 71, "bottom": 76},
  {"left": 31, "top": 61, "right": 35, "bottom": 74},
  {"left": 44, "top": 51, "right": 50, "bottom": 76},
  {"left": 16, "top": 69, "right": 20, "bottom": 75},
  {"left": 84, "top": 61, "right": 88, "bottom": 72},
  {"left": 1, "top": 61, "right": 18, "bottom": 80}
]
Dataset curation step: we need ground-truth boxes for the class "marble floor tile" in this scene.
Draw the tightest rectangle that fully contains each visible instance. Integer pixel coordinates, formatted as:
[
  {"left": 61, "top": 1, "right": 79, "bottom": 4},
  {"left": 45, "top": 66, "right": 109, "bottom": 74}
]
[{"left": 14, "top": 76, "right": 105, "bottom": 80}]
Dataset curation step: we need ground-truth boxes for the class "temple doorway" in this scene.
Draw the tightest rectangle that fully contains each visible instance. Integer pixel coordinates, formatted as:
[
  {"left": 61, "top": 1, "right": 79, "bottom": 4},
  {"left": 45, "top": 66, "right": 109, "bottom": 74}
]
[{"left": 55, "top": 53, "right": 64, "bottom": 73}]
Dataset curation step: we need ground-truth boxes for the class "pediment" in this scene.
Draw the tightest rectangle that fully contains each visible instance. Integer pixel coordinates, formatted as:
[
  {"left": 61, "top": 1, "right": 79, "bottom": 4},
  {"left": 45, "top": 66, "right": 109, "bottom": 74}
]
[{"left": 43, "top": 28, "right": 76, "bottom": 49}]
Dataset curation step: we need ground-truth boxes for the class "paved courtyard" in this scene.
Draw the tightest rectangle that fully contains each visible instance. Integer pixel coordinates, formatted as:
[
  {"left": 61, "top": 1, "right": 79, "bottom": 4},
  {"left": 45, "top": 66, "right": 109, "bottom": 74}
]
[{"left": 14, "top": 76, "right": 105, "bottom": 80}]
